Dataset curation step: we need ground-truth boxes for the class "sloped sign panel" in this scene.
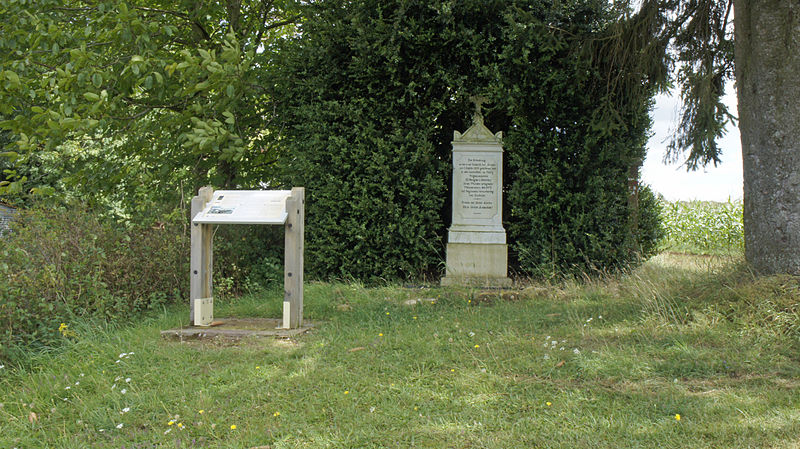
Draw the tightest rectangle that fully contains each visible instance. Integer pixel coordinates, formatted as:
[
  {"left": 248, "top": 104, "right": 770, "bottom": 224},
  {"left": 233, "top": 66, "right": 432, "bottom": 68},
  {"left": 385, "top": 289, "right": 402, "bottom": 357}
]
[{"left": 193, "top": 190, "right": 292, "bottom": 225}]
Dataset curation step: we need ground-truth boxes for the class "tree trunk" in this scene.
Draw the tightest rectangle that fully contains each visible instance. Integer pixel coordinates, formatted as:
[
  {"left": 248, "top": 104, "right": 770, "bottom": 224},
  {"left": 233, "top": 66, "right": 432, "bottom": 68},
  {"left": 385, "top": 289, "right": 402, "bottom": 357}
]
[{"left": 735, "top": 0, "right": 800, "bottom": 275}]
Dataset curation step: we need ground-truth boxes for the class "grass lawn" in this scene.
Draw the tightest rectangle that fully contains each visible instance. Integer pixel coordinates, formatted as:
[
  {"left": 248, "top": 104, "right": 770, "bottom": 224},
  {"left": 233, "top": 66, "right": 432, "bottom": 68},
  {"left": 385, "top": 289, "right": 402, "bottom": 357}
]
[{"left": 1, "top": 253, "right": 799, "bottom": 448}]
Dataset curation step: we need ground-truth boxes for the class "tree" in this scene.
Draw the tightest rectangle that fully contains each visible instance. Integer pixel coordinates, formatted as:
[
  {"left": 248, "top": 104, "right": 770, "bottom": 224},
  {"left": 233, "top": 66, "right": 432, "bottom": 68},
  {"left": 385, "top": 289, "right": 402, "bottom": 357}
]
[
  {"left": 734, "top": 1, "right": 800, "bottom": 275},
  {"left": 613, "top": 0, "right": 799, "bottom": 275},
  {"left": 0, "top": 0, "right": 300, "bottom": 208},
  {"left": 271, "top": 0, "right": 663, "bottom": 280}
]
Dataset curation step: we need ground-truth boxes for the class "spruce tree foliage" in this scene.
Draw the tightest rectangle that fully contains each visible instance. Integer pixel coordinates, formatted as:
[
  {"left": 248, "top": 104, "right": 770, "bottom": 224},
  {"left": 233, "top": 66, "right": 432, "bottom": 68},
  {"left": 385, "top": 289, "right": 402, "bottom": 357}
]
[{"left": 272, "top": 0, "right": 662, "bottom": 281}]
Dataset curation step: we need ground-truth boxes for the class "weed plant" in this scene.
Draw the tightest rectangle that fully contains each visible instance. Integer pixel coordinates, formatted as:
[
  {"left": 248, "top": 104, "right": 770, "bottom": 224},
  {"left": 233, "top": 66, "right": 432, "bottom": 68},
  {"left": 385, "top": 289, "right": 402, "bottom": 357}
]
[{"left": 1, "top": 254, "right": 798, "bottom": 448}]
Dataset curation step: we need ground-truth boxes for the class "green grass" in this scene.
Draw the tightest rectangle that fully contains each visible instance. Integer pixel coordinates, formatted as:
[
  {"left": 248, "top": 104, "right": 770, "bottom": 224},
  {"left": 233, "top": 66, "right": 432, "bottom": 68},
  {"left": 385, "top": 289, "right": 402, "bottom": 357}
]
[{"left": 2, "top": 253, "right": 800, "bottom": 448}]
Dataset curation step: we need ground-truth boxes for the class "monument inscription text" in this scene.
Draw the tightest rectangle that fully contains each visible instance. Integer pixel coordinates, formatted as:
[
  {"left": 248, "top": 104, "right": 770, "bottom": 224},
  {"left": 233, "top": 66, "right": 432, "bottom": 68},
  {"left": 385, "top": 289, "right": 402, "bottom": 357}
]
[{"left": 455, "top": 155, "right": 499, "bottom": 220}]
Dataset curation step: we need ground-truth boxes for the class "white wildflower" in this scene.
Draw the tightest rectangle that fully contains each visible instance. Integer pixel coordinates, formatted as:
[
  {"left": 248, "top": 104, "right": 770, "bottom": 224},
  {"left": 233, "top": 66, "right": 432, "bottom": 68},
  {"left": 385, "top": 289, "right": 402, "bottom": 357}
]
[
  {"left": 116, "top": 423, "right": 123, "bottom": 429},
  {"left": 121, "top": 407, "right": 130, "bottom": 414},
  {"left": 125, "top": 378, "right": 131, "bottom": 383},
  {"left": 573, "top": 348, "right": 580, "bottom": 355},
  {"left": 120, "top": 388, "right": 127, "bottom": 394}
]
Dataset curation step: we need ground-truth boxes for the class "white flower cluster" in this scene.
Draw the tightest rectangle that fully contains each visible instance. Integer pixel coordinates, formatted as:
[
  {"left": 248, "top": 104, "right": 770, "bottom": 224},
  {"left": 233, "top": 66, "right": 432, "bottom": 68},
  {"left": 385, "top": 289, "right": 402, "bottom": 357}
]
[{"left": 543, "top": 336, "right": 582, "bottom": 359}]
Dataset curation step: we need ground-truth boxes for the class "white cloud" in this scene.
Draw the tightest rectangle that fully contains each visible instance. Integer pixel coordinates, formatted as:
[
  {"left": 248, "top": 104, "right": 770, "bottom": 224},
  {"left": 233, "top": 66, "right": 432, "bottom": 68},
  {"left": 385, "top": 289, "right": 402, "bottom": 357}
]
[{"left": 642, "top": 86, "right": 743, "bottom": 202}]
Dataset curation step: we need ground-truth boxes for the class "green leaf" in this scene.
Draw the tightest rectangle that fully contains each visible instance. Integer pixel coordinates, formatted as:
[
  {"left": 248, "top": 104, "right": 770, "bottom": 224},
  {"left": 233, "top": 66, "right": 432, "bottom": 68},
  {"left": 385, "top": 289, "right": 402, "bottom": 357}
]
[
  {"left": 83, "top": 92, "right": 100, "bottom": 101},
  {"left": 4, "top": 70, "right": 20, "bottom": 85},
  {"left": 92, "top": 73, "right": 102, "bottom": 88}
]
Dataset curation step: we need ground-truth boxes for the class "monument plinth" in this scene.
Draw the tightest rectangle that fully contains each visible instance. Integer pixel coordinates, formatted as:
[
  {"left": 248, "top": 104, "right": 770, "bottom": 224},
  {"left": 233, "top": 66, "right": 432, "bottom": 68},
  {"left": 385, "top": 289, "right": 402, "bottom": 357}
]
[{"left": 441, "top": 104, "right": 511, "bottom": 287}]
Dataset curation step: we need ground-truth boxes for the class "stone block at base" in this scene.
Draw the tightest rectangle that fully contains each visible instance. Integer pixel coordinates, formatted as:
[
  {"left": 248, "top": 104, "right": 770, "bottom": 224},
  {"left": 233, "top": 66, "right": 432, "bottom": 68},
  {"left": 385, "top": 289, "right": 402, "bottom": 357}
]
[{"left": 441, "top": 243, "right": 511, "bottom": 287}]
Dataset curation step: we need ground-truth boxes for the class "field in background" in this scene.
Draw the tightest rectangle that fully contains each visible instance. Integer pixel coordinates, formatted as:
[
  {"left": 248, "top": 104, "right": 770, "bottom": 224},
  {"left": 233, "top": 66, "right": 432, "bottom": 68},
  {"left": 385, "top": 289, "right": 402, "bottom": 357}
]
[
  {"left": 659, "top": 199, "right": 744, "bottom": 255},
  {"left": 2, "top": 251, "right": 799, "bottom": 448}
]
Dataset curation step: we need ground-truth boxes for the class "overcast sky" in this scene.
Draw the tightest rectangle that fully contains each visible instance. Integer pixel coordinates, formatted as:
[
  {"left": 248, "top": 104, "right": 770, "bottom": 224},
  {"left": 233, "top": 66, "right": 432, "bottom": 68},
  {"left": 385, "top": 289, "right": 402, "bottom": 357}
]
[{"left": 641, "top": 87, "right": 743, "bottom": 202}]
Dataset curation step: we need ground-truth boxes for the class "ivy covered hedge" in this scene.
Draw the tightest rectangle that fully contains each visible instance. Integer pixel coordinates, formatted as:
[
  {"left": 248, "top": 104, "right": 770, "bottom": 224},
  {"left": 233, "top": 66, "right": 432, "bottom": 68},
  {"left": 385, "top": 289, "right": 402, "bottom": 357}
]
[{"left": 271, "top": 0, "right": 662, "bottom": 281}]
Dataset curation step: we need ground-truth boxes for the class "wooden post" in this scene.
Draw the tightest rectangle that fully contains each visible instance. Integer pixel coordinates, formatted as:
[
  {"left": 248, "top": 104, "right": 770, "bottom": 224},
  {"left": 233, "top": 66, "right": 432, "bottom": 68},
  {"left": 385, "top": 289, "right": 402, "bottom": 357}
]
[
  {"left": 283, "top": 187, "right": 305, "bottom": 328},
  {"left": 190, "top": 186, "right": 214, "bottom": 325}
]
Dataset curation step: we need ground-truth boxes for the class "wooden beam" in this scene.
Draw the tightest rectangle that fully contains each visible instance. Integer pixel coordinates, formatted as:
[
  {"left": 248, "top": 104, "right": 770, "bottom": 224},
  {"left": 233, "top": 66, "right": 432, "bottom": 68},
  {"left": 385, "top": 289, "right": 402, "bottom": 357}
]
[
  {"left": 283, "top": 187, "right": 305, "bottom": 328},
  {"left": 190, "top": 186, "right": 214, "bottom": 325}
]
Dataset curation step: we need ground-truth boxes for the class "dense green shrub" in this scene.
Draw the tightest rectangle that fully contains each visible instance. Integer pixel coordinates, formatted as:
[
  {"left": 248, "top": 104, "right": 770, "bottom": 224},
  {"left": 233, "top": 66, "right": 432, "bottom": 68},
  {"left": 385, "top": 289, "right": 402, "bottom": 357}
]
[
  {"left": 212, "top": 224, "right": 285, "bottom": 296},
  {"left": 272, "top": 0, "right": 661, "bottom": 280},
  {"left": 0, "top": 208, "right": 188, "bottom": 361}
]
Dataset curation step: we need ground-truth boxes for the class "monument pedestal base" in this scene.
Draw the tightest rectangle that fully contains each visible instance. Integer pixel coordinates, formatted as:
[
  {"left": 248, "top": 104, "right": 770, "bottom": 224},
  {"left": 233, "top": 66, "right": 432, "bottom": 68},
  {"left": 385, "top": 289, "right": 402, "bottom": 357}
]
[{"left": 441, "top": 243, "right": 511, "bottom": 287}]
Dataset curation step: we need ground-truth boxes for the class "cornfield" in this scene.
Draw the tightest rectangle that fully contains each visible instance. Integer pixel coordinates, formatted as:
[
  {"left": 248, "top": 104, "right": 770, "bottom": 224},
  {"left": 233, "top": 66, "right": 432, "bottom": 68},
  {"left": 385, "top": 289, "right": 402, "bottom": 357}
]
[{"left": 660, "top": 199, "right": 744, "bottom": 254}]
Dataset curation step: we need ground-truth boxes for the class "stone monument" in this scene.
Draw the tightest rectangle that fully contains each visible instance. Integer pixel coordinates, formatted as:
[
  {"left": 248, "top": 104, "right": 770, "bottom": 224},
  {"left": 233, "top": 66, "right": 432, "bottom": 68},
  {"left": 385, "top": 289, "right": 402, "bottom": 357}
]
[{"left": 441, "top": 98, "right": 511, "bottom": 287}]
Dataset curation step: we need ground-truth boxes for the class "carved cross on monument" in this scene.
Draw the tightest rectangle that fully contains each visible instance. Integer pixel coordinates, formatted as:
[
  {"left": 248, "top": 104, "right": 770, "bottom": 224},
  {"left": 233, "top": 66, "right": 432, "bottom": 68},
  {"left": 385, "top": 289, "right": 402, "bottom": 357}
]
[{"left": 469, "top": 95, "right": 488, "bottom": 126}]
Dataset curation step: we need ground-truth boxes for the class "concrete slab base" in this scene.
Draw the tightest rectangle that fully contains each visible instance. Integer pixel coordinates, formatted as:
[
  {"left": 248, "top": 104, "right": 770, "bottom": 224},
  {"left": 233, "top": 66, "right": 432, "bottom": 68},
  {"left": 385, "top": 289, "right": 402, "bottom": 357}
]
[{"left": 161, "top": 317, "right": 313, "bottom": 341}]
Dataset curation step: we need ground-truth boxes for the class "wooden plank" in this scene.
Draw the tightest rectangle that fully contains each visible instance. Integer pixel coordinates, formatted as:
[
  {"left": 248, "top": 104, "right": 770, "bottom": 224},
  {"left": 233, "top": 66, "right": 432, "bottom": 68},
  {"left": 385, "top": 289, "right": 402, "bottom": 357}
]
[
  {"left": 283, "top": 187, "right": 305, "bottom": 328},
  {"left": 190, "top": 187, "right": 214, "bottom": 325}
]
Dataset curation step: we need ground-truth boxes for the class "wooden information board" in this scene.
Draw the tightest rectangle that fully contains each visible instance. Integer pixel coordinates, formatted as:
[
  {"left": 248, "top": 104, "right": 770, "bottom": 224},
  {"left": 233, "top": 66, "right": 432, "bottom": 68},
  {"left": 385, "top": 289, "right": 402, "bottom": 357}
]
[
  {"left": 193, "top": 190, "right": 292, "bottom": 225},
  {"left": 190, "top": 187, "right": 305, "bottom": 329}
]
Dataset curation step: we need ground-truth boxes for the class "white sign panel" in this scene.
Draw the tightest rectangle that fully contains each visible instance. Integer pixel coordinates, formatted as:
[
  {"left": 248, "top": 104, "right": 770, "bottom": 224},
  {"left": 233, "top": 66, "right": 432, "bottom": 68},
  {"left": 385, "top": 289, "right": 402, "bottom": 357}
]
[{"left": 193, "top": 190, "right": 292, "bottom": 225}]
